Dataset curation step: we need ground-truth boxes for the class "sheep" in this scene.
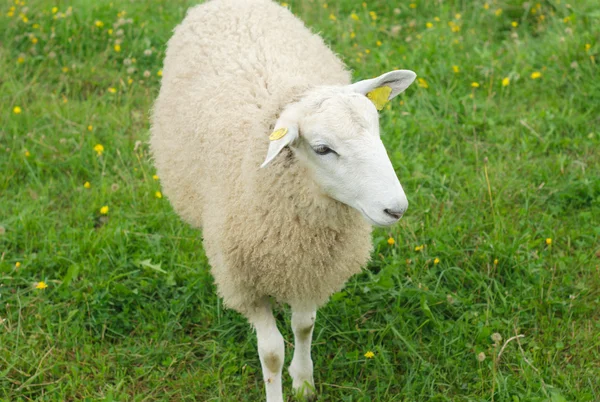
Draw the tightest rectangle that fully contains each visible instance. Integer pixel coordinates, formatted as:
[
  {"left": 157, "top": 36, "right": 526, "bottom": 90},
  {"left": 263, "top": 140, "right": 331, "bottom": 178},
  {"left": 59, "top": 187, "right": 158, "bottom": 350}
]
[{"left": 149, "top": 0, "right": 416, "bottom": 400}]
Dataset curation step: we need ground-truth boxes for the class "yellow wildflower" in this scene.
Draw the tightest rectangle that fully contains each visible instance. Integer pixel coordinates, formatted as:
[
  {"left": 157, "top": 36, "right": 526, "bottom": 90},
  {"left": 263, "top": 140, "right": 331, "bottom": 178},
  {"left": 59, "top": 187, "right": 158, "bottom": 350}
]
[
  {"left": 108, "top": 29, "right": 113, "bottom": 35},
  {"left": 415, "top": 245, "right": 424, "bottom": 252},
  {"left": 100, "top": 206, "right": 109, "bottom": 214},
  {"left": 15, "top": 261, "right": 21, "bottom": 268},
  {"left": 127, "top": 77, "right": 133, "bottom": 85},
  {"left": 114, "top": 44, "right": 121, "bottom": 52},
  {"left": 157, "top": 70, "right": 163, "bottom": 77},
  {"left": 322, "top": 3, "right": 328, "bottom": 8},
  {"left": 364, "top": 351, "right": 375, "bottom": 359},
  {"left": 62, "top": 66, "right": 69, "bottom": 73},
  {"left": 409, "top": 3, "right": 417, "bottom": 9},
  {"left": 434, "top": 16, "right": 440, "bottom": 22},
  {"left": 455, "top": 13, "right": 461, "bottom": 20},
  {"left": 387, "top": 237, "right": 395, "bottom": 246},
  {"left": 483, "top": 3, "right": 489, "bottom": 10},
  {"left": 95, "top": 20, "right": 104, "bottom": 28},
  {"left": 365, "top": 49, "right": 370, "bottom": 54},
  {"left": 281, "top": 2, "right": 288, "bottom": 7},
  {"left": 36, "top": 281, "right": 48, "bottom": 289},
  {"left": 108, "top": 87, "right": 117, "bottom": 94},
  {"left": 426, "top": 22, "right": 433, "bottom": 29},
  {"left": 495, "top": 9, "right": 502, "bottom": 16},
  {"left": 350, "top": 31, "right": 356, "bottom": 39},
  {"left": 328, "top": 13, "right": 336, "bottom": 21},
  {"left": 13, "top": 106, "right": 22, "bottom": 114},
  {"left": 32, "top": 23, "right": 40, "bottom": 29},
  {"left": 52, "top": 6, "right": 58, "bottom": 13},
  {"left": 546, "top": 238, "right": 552, "bottom": 245},
  {"left": 152, "top": 174, "right": 159, "bottom": 180},
  {"left": 452, "top": 65, "right": 459, "bottom": 73},
  {"left": 18, "top": 56, "right": 25, "bottom": 63},
  {"left": 502, "top": 77, "right": 510, "bottom": 86},
  {"left": 471, "top": 82, "right": 480, "bottom": 88},
  {"left": 21, "top": 16, "right": 28, "bottom": 23},
  {"left": 376, "top": 40, "right": 382, "bottom": 46},
  {"left": 530, "top": 71, "right": 542, "bottom": 79},
  {"left": 84, "top": 181, "right": 91, "bottom": 189},
  {"left": 369, "top": 11, "right": 377, "bottom": 21},
  {"left": 433, "top": 258, "right": 440, "bottom": 264},
  {"left": 494, "top": 259, "right": 499, "bottom": 265},
  {"left": 585, "top": 43, "right": 591, "bottom": 51},
  {"left": 350, "top": 13, "right": 359, "bottom": 21},
  {"left": 94, "top": 144, "right": 104, "bottom": 155},
  {"left": 31, "top": 37, "right": 38, "bottom": 44},
  {"left": 155, "top": 191, "right": 163, "bottom": 199},
  {"left": 511, "top": 21, "right": 518, "bottom": 27},
  {"left": 88, "top": 125, "right": 93, "bottom": 131},
  {"left": 25, "top": 150, "right": 31, "bottom": 157},
  {"left": 417, "top": 78, "right": 428, "bottom": 88}
]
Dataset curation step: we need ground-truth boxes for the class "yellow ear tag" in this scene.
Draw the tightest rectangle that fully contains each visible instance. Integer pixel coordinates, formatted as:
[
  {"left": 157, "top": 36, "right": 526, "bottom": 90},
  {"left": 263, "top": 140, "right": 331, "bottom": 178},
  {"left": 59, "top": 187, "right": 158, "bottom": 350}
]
[
  {"left": 269, "top": 127, "right": 288, "bottom": 141},
  {"left": 366, "top": 86, "right": 392, "bottom": 111}
]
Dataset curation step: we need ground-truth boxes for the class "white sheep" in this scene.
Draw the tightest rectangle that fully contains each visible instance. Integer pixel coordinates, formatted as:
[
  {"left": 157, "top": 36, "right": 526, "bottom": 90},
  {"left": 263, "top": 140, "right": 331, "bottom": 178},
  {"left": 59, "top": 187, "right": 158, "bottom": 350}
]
[{"left": 150, "top": 0, "right": 416, "bottom": 400}]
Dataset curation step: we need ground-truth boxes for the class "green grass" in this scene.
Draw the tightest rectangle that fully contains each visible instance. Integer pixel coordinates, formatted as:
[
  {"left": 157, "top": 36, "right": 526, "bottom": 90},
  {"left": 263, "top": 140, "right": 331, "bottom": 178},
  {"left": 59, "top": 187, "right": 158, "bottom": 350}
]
[{"left": 1, "top": 0, "right": 599, "bottom": 400}]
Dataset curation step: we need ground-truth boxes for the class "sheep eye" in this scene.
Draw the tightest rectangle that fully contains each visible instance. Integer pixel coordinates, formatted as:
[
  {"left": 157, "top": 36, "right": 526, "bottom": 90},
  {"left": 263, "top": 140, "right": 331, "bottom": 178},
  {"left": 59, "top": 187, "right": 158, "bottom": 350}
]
[{"left": 313, "top": 145, "right": 335, "bottom": 156}]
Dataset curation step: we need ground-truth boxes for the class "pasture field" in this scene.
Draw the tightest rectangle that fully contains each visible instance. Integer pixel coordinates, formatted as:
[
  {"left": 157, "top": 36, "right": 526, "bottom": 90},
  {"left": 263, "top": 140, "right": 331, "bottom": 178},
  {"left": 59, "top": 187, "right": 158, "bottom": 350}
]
[{"left": 1, "top": 0, "right": 599, "bottom": 400}]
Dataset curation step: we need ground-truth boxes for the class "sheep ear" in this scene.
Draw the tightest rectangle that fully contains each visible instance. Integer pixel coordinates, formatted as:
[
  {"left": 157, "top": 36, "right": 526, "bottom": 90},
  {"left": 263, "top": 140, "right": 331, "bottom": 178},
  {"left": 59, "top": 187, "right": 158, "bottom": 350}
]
[
  {"left": 350, "top": 70, "right": 417, "bottom": 110},
  {"left": 261, "top": 123, "right": 299, "bottom": 168}
]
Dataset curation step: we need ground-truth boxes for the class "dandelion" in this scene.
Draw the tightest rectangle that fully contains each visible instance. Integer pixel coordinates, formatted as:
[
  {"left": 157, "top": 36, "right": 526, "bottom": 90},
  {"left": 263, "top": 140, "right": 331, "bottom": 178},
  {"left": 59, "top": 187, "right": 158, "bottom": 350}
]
[
  {"left": 107, "top": 87, "right": 117, "bottom": 94},
  {"left": 483, "top": 3, "right": 489, "bottom": 10},
  {"left": 530, "top": 71, "right": 542, "bottom": 79},
  {"left": 13, "top": 106, "right": 22, "bottom": 114},
  {"left": 94, "top": 144, "right": 104, "bottom": 155},
  {"left": 455, "top": 13, "right": 461, "bottom": 20},
  {"left": 452, "top": 65, "right": 459, "bottom": 73},
  {"left": 350, "top": 13, "right": 359, "bottom": 21},
  {"left": 329, "top": 13, "right": 336, "bottom": 21},
  {"left": 409, "top": 3, "right": 417, "bottom": 9},
  {"left": 84, "top": 181, "right": 91, "bottom": 189},
  {"left": 426, "top": 22, "right": 433, "bottom": 29},
  {"left": 32, "top": 23, "right": 40, "bottom": 29},
  {"left": 365, "top": 49, "right": 370, "bottom": 54},
  {"left": 546, "top": 238, "right": 552, "bottom": 245},
  {"left": 52, "top": 6, "right": 58, "bottom": 13},
  {"left": 62, "top": 66, "right": 69, "bottom": 73},
  {"left": 415, "top": 245, "right": 424, "bottom": 252},
  {"left": 369, "top": 11, "right": 377, "bottom": 20},
  {"left": 364, "top": 351, "right": 375, "bottom": 359},
  {"left": 114, "top": 44, "right": 121, "bottom": 52},
  {"left": 387, "top": 237, "right": 395, "bottom": 246},
  {"left": 157, "top": 70, "right": 163, "bottom": 77},
  {"left": 143, "top": 70, "right": 151, "bottom": 78},
  {"left": 108, "top": 29, "right": 113, "bottom": 35},
  {"left": 433, "top": 257, "right": 440, "bottom": 264},
  {"left": 100, "top": 205, "right": 109, "bottom": 214},
  {"left": 144, "top": 49, "right": 152, "bottom": 56},
  {"left": 95, "top": 20, "right": 104, "bottom": 28},
  {"left": 491, "top": 333, "right": 502, "bottom": 343},
  {"left": 502, "top": 77, "right": 510, "bottom": 87},
  {"left": 18, "top": 55, "right": 25, "bottom": 63},
  {"left": 477, "top": 352, "right": 486, "bottom": 362},
  {"left": 434, "top": 16, "right": 440, "bottom": 22},
  {"left": 585, "top": 43, "right": 591, "bottom": 51},
  {"left": 87, "top": 125, "right": 93, "bottom": 131},
  {"left": 495, "top": 9, "right": 502, "bottom": 16},
  {"left": 471, "top": 82, "right": 480, "bottom": 88},
  {"left": 281, "top": 2, "right": 288, "bottom": 7},
  {"left": 127, "top": 77, "right": 133, "bottom": 85},
  {"left": 21, "top": 15, "right": 28, "bottom": 23},
  {"left": 35, "top": 281, "right": 48, "bottom": 289},
  {"left": 31, "top": 36, "right": 38, "bottom": 44},
  {"left": 25, "top": 150, "right": 31, "bottom": 157},
  {"left": 15, "top": 262, "right": 21, "bottom": 268},
  {"left": 494, "top": 258, "right": 499, "bottom": 265},
  {"left": 417, "top": 78, "right": 428, "bottom": 88},
  {"left": 376, "top": 40, "right": 382, "bottom": 46},
  {"left": 511, "top": 21, "right": 518, "bottom": 27},
  {"left": 322, "top": 3, "right": 328, "bottom": 8}
]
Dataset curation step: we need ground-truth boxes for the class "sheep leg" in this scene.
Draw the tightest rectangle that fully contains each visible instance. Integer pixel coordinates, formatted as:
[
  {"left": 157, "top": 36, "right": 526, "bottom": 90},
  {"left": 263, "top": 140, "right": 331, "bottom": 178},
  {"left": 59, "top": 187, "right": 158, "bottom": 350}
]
[
  {"left": 249, "top": 299, "right": 285, "bottom": 402},
  {"left": 288, "top": 306, "right": 317, "bottom": 400}
]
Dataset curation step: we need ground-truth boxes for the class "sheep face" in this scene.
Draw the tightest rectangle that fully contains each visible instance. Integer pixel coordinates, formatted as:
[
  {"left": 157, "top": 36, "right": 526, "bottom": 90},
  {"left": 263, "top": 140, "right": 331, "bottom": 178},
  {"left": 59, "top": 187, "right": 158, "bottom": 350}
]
[{"left": 262, "top": 70, "right": 417, "bottom": 227}]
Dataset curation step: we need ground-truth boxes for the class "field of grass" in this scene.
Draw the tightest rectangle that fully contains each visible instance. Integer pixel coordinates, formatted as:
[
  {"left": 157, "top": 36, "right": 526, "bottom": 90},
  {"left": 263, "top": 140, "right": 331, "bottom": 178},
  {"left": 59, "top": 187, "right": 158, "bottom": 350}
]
[{"left": 1, "top": 0, "right": 599, "bottom": 400}]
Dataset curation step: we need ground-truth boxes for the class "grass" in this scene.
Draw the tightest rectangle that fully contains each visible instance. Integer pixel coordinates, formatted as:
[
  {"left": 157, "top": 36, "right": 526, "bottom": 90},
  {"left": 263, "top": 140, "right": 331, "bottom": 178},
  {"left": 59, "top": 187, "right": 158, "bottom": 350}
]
[{"left": 1, "top": 0, "right": 599, "bottom": 400}]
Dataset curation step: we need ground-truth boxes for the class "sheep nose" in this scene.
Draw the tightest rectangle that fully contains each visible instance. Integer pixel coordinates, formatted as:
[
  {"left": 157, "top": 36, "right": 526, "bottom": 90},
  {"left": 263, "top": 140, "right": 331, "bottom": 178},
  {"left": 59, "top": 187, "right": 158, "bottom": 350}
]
[{"left": 384, "top": 208, "right": 405, "bottom": 220}]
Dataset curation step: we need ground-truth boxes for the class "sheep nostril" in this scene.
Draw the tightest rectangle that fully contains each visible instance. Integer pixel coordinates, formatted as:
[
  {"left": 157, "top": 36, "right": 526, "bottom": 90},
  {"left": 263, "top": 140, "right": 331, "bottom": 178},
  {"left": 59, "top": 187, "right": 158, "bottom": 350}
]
[{"left": 384, "top": 208, "right": 404, "bottom": 220}]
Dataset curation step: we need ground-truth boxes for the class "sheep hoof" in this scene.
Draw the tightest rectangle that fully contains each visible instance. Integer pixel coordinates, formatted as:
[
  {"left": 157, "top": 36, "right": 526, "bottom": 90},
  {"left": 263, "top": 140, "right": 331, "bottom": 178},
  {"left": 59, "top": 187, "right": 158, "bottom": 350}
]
[{"left": 292, "top": 380, "right": 316, "bottom": 401}]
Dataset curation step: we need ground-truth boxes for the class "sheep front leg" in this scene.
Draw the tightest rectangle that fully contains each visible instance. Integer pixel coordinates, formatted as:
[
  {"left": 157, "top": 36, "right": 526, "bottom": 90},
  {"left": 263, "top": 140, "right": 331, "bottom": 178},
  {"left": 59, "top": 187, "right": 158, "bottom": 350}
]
[
  {"left": 288, "top": 306, "right": 317, "bottom": 400},
  {"left": 249, "top": 299, "right": 285, "bottom": 402}
]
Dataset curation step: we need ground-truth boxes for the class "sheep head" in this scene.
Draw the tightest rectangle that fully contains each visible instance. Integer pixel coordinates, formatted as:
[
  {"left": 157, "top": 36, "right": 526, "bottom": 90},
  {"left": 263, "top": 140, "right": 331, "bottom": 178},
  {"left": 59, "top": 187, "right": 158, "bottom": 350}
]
[{"left": 262, "top": 70, "right": 416, "bottom": 227}]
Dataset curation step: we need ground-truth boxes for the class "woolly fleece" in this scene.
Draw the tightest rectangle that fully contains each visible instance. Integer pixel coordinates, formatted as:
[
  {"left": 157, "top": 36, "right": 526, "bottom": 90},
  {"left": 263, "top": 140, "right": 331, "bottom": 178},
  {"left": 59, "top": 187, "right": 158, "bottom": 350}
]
[{"left": 150, "top": 0, "right": 373, "bottom": 315}]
